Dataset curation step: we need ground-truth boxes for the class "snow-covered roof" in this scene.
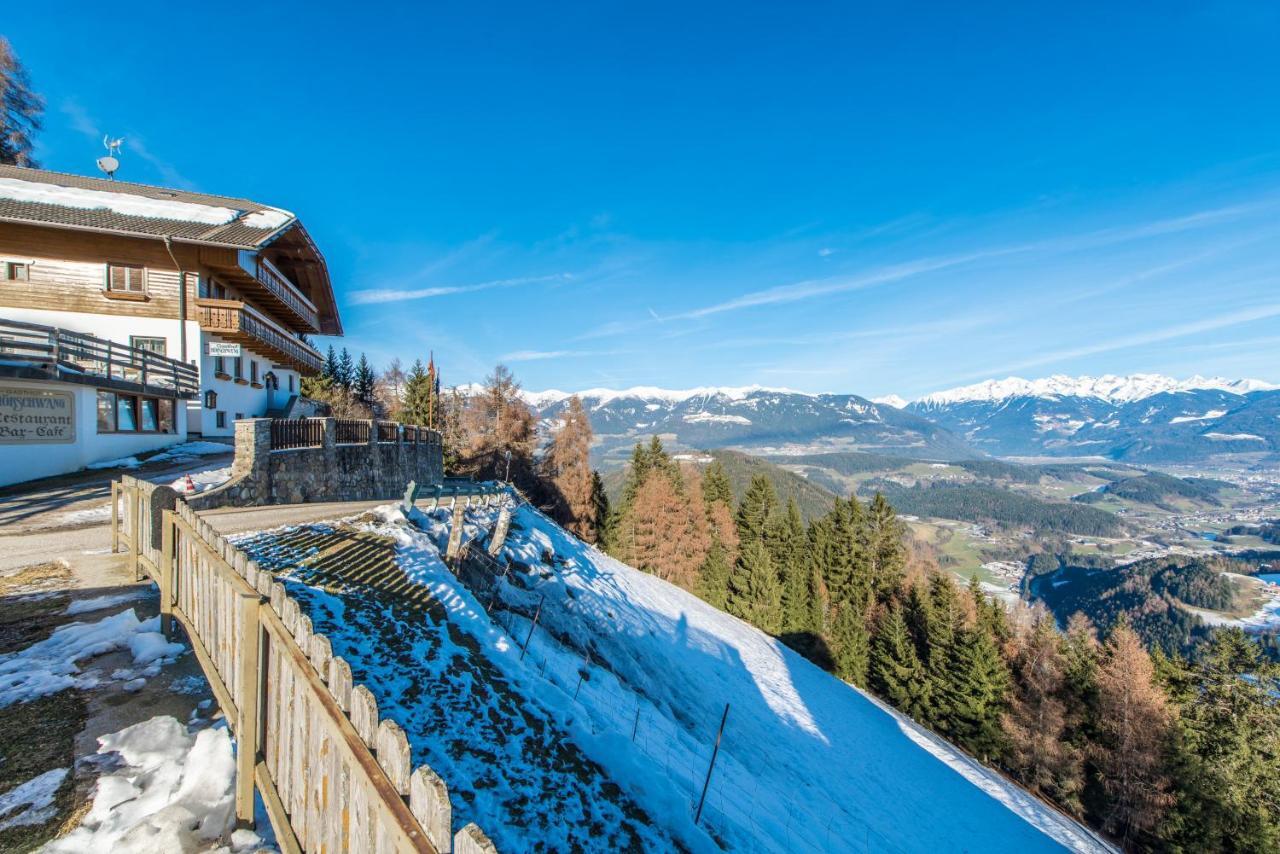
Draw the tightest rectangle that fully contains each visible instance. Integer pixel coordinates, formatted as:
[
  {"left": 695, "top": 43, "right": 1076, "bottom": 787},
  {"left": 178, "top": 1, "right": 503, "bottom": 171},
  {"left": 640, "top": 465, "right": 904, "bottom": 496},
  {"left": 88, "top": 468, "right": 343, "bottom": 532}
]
[{"left": 0, "top": 165, "right": 296, "bottom": 249}]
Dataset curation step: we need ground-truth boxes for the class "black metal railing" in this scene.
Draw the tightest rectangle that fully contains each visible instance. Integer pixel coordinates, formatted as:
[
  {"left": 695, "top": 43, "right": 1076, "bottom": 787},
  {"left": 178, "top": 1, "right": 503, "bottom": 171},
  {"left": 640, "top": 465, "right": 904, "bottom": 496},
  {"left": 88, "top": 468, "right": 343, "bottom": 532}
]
[
  {"left": 270, "top": 418, "right": 324, "bottom": 450},
  {"left": 334, "top": 418, "right": 370, "bottom": 445},
  {"left": 0, "top": 317, "right": 199, "bottom": 397}
]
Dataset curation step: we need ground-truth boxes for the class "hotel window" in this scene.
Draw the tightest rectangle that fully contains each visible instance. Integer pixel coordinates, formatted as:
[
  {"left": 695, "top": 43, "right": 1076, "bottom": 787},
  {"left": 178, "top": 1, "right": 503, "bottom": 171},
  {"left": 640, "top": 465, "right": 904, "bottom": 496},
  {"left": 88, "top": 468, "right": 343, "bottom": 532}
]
[
  {"left": 96, "top": 391, "right": 176, "bottom": 433},
  {"left": 233, "top": 356, "right": 243, "bottom": 380},
  {"left": 216, "top": 411, "right": 227, "bottom": 429},
  {"left": 107, "top": 264, "right": 146, "bottom": 293},
  {"left": 130, "top": 336, "right": 166, "bottom": 357},
  {"left": 5, "top": 262, "right": 28, "bottom": 281},
  {"left": 214, "top": 356, "right": 226, "bottom": 375},
  {"left": 250, "top": 360, "right": 258, "bottom": 383},
  {"left": 288, "top": 374, "right": 295, "bottom": 392}
]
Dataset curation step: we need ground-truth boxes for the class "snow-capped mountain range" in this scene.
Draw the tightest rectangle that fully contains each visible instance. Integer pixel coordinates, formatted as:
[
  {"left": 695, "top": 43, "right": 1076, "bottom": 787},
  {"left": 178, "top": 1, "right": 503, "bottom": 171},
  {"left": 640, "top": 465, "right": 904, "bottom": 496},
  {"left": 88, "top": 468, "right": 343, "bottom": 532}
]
[
  {"left": 915, "top": 374, "right": 1277, "bottom": 407},
  {"left": 504, "top": 374, "right": 1279, "bottom": 465},
  {"left": 907, "top": 374, "right": 1280, "bottom": 461}
]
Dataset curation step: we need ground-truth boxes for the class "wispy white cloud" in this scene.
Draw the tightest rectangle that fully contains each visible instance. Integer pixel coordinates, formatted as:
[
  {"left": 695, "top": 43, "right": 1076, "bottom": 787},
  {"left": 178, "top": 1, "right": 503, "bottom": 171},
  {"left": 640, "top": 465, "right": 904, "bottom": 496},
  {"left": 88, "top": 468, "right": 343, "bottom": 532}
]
[
  {"left": 349, "top": 273, "right": 570, "bottom": 305},
  {"left": 60, "top": 99, "right": 196, "bottom": 189},
  {"left": 500, "top": 347, "right": 631, "bottom": 363},
  {"left": 965, "top": 298, "right": 1280, "bottom": 379}
]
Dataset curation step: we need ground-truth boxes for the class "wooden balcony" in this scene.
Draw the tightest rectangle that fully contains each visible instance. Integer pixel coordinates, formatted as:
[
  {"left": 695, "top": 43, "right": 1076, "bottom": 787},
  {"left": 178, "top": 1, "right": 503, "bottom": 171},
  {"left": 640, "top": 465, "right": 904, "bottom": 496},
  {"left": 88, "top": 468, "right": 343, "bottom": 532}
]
[
  {"left": 195, "top": 298, "right": 324, "bottom": 374},
  {"left": 233, "top": 252, "right": 321, "bottom": 333}
]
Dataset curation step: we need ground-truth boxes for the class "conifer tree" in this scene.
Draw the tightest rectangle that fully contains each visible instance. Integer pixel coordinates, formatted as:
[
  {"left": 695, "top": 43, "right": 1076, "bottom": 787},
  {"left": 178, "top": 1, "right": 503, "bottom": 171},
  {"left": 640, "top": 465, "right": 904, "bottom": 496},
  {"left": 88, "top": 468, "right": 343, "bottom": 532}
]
[
  {"left": 775, "top": 500, "right": 813, "bottom": 635},
  {"left": 940, "top": 622, "right": 1010, "bottom": 761},
  {"left": 323, "top": 345, "right": 340, "bottom": 385},
  {"left": 831, "top": 601, "right": 870, "bottom": 687},
  {"left": 728, "top": 540, "right": 782, "bottom": 634},
  {"left": 1168, "top": 628, "right": 1280, "bottom": 851},
  {"left": 1003, "top": 612, "right": 1082, "bottom": 807},
  {"left": 589, "top": 471, "right": 610, "bottom": 548},
  {"left": 336, "top": 347, "right": 355, "bottom": 390},
  {"left": 1092, "top": 620, "right": 1173, "bottom": 846},
  {"left": 870, "top": 603, "right": 932, "bottom": 720},
  {"left": 542, "top": 396, "right": 597, "bottom": 541},
  {"left": 401, "top": 359, "right": 433, "bottom": 425},
  {"left": 866, "top": 492, "right": 906, "bottom": 601},
  {"left": 698, "top": 539, "right": 732, "bottom": 610},
  {"left": 354, "top": 353, "right": 376, "bottom": 409},
  {"left": 0, "top": 38, "right": 43, "bottom": 167},
  {"left": 701, "top": 459, "right": 733, "bottom": 510},
  {"left": 735, "top": 474, "right": 778, "bottom": 546}
]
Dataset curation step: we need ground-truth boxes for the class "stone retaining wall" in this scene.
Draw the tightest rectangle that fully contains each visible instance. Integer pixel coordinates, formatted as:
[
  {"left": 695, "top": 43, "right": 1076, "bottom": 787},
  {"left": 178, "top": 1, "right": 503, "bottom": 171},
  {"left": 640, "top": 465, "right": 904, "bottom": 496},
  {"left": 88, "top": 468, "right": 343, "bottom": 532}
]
[{"left": 190, "top": 418, "right": 444, "bottom": 509}]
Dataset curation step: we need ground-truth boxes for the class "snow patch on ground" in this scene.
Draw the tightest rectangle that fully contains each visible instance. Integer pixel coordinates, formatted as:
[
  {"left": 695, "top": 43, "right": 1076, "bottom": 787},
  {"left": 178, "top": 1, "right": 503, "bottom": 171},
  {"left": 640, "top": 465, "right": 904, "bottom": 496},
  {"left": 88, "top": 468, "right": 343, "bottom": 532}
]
[
  {"left": 1169, "top": 410, "right": 1226, "bottom": 424},
  {"left": 0, "top": 609, "right": 184, "bottom": 707},
  {"left": 682, "top": 412, "right": 752, "bottom": 425},
  {"left": 45, "top": 716, "right": 267, "bottom": 853},
  {"left": 168, "top": 466, "right": 233, "bottom": 495},
  {"left": 54, "top": 505, "right": 114, "bottom": 525},
  {"left": 65, "top": 588, "right": 149, "bottom": 616},
  {"left": 1203, "top": 432, "right": 1265, "bottom": 441},
  {"left": 0, "top": 768, "right": 68, "bottom": 831}
]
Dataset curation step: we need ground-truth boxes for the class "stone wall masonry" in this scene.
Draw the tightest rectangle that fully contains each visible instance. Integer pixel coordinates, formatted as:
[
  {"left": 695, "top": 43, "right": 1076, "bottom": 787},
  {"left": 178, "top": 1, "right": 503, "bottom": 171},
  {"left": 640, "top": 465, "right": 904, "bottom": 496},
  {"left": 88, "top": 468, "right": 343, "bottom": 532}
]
[{"left": 190, "top": 417, "right": 444, "bottom": 509}]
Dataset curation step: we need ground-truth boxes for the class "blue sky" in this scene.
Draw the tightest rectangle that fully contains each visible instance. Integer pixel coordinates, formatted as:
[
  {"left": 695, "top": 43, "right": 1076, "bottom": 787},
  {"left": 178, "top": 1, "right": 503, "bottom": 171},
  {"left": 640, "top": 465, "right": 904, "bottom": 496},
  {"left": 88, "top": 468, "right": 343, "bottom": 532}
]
[{"left": 6, "top": 2, "right": 1280, "bottom": 399}]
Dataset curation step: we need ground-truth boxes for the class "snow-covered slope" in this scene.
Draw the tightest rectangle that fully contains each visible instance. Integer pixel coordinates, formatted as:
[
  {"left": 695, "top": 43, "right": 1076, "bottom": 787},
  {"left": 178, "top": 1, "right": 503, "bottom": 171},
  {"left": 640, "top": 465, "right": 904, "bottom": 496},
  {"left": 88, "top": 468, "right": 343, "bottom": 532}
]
[{"left": 297, "top": 499, "right": 1106, "bottom": 852}]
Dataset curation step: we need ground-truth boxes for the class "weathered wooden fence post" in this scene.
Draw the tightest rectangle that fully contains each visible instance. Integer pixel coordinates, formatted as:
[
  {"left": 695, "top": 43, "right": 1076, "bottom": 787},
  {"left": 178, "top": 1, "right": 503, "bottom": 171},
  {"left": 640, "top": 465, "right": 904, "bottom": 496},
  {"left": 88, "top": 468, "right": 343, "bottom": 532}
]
[
  {"left": 160, "top": 509, "right": 176, "bottom": 636},
  {"left": 110, "top": 481, "right": 120, "bottom": 552},
  {"left": 445, "top": 499, "right": 466, "bottom": 560},
  {"left": 129, "top": 482, "right": 142, "bottom": 579},
  {"left": 487, "top": 505, "right": 512, "bottom": 556},
  {"left": 236, "top": 591, "right": 263, "bottom": 826}
]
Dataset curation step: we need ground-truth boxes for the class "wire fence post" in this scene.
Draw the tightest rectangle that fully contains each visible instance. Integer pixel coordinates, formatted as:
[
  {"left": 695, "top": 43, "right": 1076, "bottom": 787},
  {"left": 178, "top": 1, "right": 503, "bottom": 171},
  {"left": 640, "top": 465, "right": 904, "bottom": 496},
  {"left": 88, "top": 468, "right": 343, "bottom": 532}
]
[
  {"left": 520, "top": 594, "right": 545, "bottom": 661},
  {"left": 695, "top": 703, "right": 730, "bottom": 826}
]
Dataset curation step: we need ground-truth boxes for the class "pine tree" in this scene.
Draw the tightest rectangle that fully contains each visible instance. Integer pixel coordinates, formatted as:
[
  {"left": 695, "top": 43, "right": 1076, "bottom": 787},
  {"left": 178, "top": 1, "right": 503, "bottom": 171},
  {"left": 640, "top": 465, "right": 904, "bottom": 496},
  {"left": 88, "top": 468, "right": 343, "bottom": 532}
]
[
  {"left": 589, "top": 470, "right": 610, "bottom": 548},
  {"left": 866, "top": 492, "right": 906, "bottom": 602},
  {"left": 542, "top": 396, "right": 597, "bottom": 541},
  {"left": 735, "top": 474, "right": 778, "bottom": 547},
  {"left": 831, "top": 600, "right": 870, "bottom": 687},
  {"left": 870, "top": 603, "right": 931, "bottom": 720},
  {"left": 1168, "top": 629, "right": 1280, "bottom": 851},
  {"left": 940, "top": 623, "right": 1010, "bottom": 761},
  {"left": 1092, "top": 620, "right": 1173, "bottom": 846},
  {"left": 401, "top": 359, "right": 433, "bottom": 425},
  {"left": 354, "top": 353, "right": 376, "bottom": 409},
  {"left": 698, "top": 539, "right": 732, "bottom": 610},
  {"left": 323, "top": 345, "right": 340, "bottom": 385},
  {"left": 727, "top": 540, "right": 782, "bottom": 634},
  {"left": 0, "top": 38, "right": 43, "bottom": 167},
  {"left": 1003, "top": 612, "right": 1083, "bottom": 808},
  {"left": 336, "top": 347, "right": 355, "bottom": 390},
  {"left": 775, "top": 500, "right": 813, "bottom": 635},
  {"left": 701, "top": 459, "right": 733, "bottom": 511}
]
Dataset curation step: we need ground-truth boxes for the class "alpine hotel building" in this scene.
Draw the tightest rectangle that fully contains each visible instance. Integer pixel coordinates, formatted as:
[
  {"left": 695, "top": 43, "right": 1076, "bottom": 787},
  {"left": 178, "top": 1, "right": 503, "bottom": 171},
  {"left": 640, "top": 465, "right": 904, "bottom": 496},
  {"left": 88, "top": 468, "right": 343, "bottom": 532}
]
[{"left": 0, "top": 165, "right": 342, "bottom": 486}]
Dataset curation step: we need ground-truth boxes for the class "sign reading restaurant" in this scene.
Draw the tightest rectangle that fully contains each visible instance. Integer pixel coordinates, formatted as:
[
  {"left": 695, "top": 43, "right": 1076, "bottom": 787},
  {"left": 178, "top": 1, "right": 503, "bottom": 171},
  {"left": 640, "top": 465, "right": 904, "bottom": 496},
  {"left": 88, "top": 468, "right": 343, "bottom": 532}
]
[{"left": 0, "top": 387, "right": 76, "bottom": 444}]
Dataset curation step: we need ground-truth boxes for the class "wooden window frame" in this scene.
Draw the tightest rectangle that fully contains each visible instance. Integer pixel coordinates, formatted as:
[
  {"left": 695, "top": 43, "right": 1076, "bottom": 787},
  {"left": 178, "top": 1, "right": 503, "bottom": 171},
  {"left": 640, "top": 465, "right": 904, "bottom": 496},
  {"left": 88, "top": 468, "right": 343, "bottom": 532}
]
[
  {"left": 105, "top": 263, "right": 149, "bottom": 301},
  {"left": 96, "top": 389, "right": 178, "bottom": 435},
  {"left": 5, "top": 261, "right": 29, "bottom": 281},
  {"left": 130, "top": 336, "right": 167, "bottom": 357}
]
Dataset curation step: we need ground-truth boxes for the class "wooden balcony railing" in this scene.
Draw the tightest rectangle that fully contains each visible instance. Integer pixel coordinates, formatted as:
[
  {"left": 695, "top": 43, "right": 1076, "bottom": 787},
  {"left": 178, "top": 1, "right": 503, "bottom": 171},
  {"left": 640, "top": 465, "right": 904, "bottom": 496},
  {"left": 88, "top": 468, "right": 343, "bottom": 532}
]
[
  {"left": 0, "top": 316, "right": 199, "bottom": 397},
  {"left": 195, "top": 299, "right": 324, "bottom": 375},
  {"left": 255, "top": 256, "right": 320, "bottom": 333}
]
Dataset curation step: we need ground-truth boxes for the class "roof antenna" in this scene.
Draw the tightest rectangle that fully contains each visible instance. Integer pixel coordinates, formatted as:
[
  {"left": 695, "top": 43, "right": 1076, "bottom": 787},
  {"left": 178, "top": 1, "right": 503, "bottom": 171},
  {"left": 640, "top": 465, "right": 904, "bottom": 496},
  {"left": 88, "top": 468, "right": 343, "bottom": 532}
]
[{"left": 97, "top": 135, "right": 123, "bottom": 180}]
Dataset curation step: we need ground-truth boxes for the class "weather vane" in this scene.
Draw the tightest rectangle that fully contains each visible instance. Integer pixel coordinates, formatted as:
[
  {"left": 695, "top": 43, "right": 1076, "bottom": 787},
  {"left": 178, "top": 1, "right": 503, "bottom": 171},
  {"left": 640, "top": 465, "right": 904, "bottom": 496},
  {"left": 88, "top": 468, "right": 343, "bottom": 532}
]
[{"left": 97, "top": 135, "right": 124, "bottom": 179}]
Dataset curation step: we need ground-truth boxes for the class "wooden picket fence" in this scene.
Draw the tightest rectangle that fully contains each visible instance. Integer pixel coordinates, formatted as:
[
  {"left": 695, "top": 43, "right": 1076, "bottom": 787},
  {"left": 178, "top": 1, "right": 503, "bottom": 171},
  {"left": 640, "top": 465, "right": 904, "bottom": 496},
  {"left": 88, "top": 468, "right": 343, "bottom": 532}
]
[{"left": 113, "top": 476, "right": 497, "bottom": 854}]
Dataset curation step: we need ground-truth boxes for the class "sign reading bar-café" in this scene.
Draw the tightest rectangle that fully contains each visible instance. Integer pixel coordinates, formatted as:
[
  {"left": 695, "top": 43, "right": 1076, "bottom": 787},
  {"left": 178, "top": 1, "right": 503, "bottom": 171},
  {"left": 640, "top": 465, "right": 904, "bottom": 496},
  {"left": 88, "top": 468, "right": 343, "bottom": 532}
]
[{"left": 0, "top": 387, "right": 76, "bottom": 444}]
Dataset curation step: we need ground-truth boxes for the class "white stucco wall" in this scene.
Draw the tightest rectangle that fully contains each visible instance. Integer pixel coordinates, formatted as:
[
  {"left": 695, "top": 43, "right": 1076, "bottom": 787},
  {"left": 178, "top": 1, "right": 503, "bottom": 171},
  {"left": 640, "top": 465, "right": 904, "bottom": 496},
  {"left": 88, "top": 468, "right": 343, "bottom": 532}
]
[
  {"left": 193, "top": 335, "right": 301, "bottom": 438},
  {"left": 0, "top": 378, "right": 187, "bottom": 488}
]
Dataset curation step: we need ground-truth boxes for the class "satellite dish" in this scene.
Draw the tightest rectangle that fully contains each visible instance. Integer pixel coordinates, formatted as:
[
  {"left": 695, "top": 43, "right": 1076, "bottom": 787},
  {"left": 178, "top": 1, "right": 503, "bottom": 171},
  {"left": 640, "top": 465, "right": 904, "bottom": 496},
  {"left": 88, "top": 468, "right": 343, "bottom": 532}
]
[{"left": 97, "top": 135, "right": 124, "bottom": 179}]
